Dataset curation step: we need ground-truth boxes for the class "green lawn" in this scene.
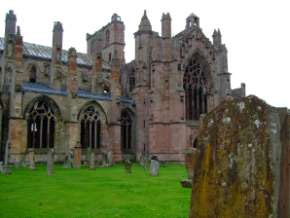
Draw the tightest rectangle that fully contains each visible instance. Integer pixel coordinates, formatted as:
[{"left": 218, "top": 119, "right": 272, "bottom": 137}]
[{"left": 0, "top": 164, "right": 190, "bottom": 218}]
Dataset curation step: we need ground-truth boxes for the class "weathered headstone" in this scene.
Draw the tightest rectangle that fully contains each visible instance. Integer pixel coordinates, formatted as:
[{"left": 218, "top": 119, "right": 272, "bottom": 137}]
[
  {"left": 47, "top": 149, "right": 54, "bottom": 176},
  {"left": 101, "top": 149, "right": 113, "bottom": 167},
  {"left": 89, "top": 150, "right": 96, "bottom": 169},
  {"left": 63, "top": 149, "right": 74, "bottom": 168},
  {"left": 107, "top": 151, "right": 113, "bottom": 167},
  {"left": 123, "top": 155, "right": 133, "bottom": 174},
  {"left": 150, "top": 156, "right": 160, "bottom": 176},
  {"left": 181, "top": 147, "right": 200, "bottom": 188},
  {"left": 0, "top": 161, "right": 3, "bottom": 172},
  {"left": 73, "top": 144, "right": 81, "bottom": 169},
  {"left": 1, "top": 141, "right": 11, "bottom": 174},
  {"left": 28, "top": 148, "right": 36, "bottom": 170},
  {"left": 189, "top": 96, "right": 290, "bottom": 218}
]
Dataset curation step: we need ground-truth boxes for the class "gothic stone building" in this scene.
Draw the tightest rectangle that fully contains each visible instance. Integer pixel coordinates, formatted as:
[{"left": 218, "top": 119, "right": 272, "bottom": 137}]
[{"left": 0, "top": 10, "right": 245, "bottom": 163}]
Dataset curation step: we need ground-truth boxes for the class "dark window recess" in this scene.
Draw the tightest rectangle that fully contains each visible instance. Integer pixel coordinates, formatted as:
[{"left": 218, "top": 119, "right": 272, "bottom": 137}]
[
  {"left": 121, "top": 110, "right": 133, "bottom": 153},
  {"left": 29, "top": 65, "right": 37, "bottom": 83},
  {"left": 178, "top": 64, "right": 182, "bottom": 71},
  {"left": 27, "top": 99, "right": 56, "bottom": 149},
  {"left": 129, "top": 75, "right": 135, "bottom": 92},
  {"left": 105, "top": 30, "right": 110, "bottom": 45},
  {"left": 193, "top": 138, "right": 198, "bottom": 148},
  {"left": 103, "top": 86, "right": 110, "bottom": 94},
  {"left": 183, "top": 53, "right": 208, "bottom": 121},
  {"left": 80, "top": 106, "right": 101, "bottom": 149},
  {"left": 109, "top": 53, "right": 112, "bottom": 62}
]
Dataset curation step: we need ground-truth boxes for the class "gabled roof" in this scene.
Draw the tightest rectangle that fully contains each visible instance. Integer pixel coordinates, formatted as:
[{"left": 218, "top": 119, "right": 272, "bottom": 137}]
[{"left": 0, "top": 37, "right": 92, "bottom": 67}]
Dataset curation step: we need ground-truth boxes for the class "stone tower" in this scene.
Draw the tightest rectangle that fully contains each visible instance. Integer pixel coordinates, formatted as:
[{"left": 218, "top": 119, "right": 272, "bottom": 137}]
[
  {"left": 4, "top": 10, "right": 17, "bottom": 39},
  {"left": 87, "top": 13, "right": 125, "bottom": 64}
]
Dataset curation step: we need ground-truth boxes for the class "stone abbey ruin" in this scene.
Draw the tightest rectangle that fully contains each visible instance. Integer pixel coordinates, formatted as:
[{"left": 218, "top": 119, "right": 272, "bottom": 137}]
[{"left": 0, "top": 9, "right": 289, "bottom": 218}]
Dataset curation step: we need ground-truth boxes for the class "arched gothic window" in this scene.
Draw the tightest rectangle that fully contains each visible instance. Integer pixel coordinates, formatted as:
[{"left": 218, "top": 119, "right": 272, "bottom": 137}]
[
  {"left": 29, "top": 65, "right": 37, "bottom": 83},
  {"left": 121, "top": 109, "right": 133, "bottom": 153},
  {"left": 27, "top": 99, "right": 56, "bottom": 148},
  {"left": 105, "top": 30, "right": 110, "bottom": 45},
  {"left": 80, "top": 106, "right": 101, "bottom": 149},
  {"left": 129, "top": 72, "right": 135, "bottom": 92},
  {"left": 183, "top": 53, "right": 208, "bottom": 120}
]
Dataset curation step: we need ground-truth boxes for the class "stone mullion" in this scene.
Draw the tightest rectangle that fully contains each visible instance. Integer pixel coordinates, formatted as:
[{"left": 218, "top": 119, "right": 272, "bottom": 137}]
[
  {"left": 89, "top": 120, "right": 92, "bottom": 149},
  {"left": 125, "top": 122, "right": 128, "bottom": 150},
  {"left": 196, "top": 85, "right": 200, "bottom": 120},
  {"left": 32, "top": 119, "right": 36, "bottom": 148},
  {"left": 47, "top": 118, "right": 50, "bottom": 148},
  {"left": 94, "top": 120, "right": 97, "bottom": 149},
  {"left": 200, "top": 87, "right": 203, "bottom": 115},
  {"left": 39, "top": 116, "right": 44, "bottom": 148}
]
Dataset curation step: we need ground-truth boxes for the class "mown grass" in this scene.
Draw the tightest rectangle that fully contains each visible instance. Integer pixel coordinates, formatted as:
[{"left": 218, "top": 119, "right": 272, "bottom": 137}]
[{"left": 0, "top": 164, "right": 190, "bottom": 218}]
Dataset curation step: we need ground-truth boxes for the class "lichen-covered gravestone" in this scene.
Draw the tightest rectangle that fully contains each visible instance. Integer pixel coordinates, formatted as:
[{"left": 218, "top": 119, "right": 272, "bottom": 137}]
[{"left": 189, "top": 96, "right": 289, "bottom": 218}]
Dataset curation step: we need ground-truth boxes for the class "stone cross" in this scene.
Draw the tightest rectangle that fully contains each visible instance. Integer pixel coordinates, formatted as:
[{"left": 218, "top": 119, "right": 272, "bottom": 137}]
[
  {"left": 47, "top": 149, "right": 54, "bottom": 176},
  {"left": 150, "top": 156, "right": 160, "bottom": 176},
  {"left": 28, "top": 148, "right": 36, "bottom": 170}
]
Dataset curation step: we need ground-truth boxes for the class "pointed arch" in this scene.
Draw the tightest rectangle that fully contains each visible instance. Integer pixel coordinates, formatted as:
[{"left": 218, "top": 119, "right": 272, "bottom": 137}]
[
  {"left": 183, "top": 52, "right": 209, "bottom": 120},
  {"left": 120, "top": 108, "right": 135, "bottom": 154},
  {"left": 78, "top": 101, "right": 108, "bottom": 149},
  {"left": 25, "top": 96, "right": 61, "bottom": 149},
  {"left": 77, "top": 101, "right": 108, "bottom": 123}
]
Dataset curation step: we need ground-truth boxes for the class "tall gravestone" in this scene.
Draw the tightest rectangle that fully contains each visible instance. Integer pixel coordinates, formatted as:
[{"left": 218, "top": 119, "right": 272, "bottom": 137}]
[
  {"left": 123, "top": 154, "right": 133, "bottom": 174},
  {"left": 150, "top": 156, "right": 160, "bottom": 176},
  {"left": 28, "top": 148, "right": 36, "bottom": 170},
  {"left": 189, "top": 96, "right": 290, "bottom": 218},
  {"left": 64, "top": 149, "right": 74, "bottom": 168},
  {"left": 74, "top": 144, "right": 81, "bottom": 169},
  {"left": 47, "top": 149, "right": 54, "bottom": 176},
  {"left": 1, "top": 141, "right": 11, "bottom": 174},
  {"left": 89, "top": 150, "right": 96, "bottom": 169}
]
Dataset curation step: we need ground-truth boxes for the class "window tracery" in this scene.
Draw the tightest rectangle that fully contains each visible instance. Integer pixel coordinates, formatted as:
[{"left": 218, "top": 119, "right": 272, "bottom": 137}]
[
  {"left": 183, "top": 53, "right": 208, "bottom": 120},
  {"left": 80, "top": 105, "right": 101, "bottom": 149},
  {"left": 27, "top": 99, "right": 56, "bottom": 148}
]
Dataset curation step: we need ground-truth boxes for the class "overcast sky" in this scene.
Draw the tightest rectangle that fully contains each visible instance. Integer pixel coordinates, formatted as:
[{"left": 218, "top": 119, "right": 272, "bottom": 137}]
[{"left": 1, "top": 0, "right": 290, "bottom": 108}]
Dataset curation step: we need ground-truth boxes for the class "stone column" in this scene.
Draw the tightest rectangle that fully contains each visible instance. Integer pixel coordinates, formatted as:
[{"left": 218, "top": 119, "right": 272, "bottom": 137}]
[{"left": 9, "top": 119, "right": 27, "bottom": 163}]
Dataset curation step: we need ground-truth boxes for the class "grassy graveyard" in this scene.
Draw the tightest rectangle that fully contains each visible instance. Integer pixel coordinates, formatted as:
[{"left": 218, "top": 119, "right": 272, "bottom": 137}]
[{"left": 0, "top": 164, "right": 190, "bottom": 218}]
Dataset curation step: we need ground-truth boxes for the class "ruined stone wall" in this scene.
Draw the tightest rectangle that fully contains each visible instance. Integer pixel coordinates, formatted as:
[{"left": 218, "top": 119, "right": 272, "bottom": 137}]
[{"left": 189, "top": 96, "right": 289, "bottom": 218}]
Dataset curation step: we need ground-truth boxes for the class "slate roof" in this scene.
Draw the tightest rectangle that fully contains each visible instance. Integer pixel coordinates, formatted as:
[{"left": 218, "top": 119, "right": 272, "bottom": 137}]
[
  {"left": 21, "top": 82, "right": 134, "bottom": 105},
  {"left": 0, "top": 37, "right": 92, "bottom": 67}
]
